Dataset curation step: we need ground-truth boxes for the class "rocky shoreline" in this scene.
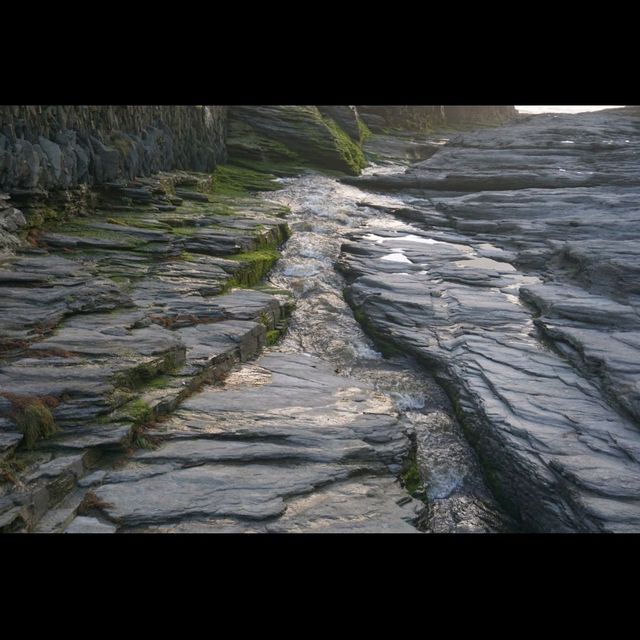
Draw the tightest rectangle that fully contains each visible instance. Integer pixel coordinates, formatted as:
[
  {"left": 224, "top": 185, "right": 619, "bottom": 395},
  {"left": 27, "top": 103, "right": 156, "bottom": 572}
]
[
  {"left": 340, "top": 108, "right": 640, "bottom": 532},
  {"left": 2, "top": 105, "right": 637, "bottom": 533}
]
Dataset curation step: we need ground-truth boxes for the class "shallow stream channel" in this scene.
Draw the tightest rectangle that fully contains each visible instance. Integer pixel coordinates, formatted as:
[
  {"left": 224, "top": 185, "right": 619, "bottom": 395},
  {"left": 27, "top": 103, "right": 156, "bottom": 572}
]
[{"left": 262, "top": 169, "right": 513, "bottom": 532}]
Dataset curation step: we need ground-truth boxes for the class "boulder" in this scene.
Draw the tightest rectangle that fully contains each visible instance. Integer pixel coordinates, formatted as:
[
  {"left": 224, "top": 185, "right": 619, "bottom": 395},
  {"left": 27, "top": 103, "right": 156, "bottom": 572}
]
[{"left": 228, "top": 105, "right": 365, "bottom": 175}]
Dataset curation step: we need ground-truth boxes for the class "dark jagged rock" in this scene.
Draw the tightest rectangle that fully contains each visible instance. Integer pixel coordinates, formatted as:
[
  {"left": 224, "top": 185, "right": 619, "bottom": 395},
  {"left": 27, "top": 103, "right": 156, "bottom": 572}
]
[
  {"left": 0, "top": 106, "right": 227, "bottom": 192},
  {"left": 339, "top": 108, "right": 640, "bottom": 532},
  {"left": 363, "top": 133, "right": 444, "bottom": 166}
]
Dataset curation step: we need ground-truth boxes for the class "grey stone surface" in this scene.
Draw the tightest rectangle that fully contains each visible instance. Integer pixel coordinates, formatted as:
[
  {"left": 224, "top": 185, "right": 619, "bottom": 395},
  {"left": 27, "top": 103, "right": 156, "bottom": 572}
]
[
  {"left": 7, "top": 106, "right": 637, "bottom": 535},
  {"left": 339, "top": 108, "right": 640, "bottom": 532},
  {"left": 93, "top": 353, "right": 420, "bottom": 531},
  {"left": 0, "top": 173, "right": 290, "bottom": 531}
]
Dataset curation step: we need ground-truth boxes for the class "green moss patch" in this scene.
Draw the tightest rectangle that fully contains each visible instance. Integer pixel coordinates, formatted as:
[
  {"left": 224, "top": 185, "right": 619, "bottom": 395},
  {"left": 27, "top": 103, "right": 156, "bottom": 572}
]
[
  {"left": 357, "top": 118, "right": 373, "bottom": 143},
  {"left": 122, "top": 399, "right": 153, "bottom": 425},
  {"left": 113, "top": 350, "right": 184, "bottom": 391},
  {"left": 266, "top": 329, "right": 281, "bottom": 346},
  {"left": 321, "top": 116, "right": 366, "bottom": 175},
  {"left": 400, "top": 457, "right": 422, "bottom": 496},
  {"left": 143, "top": 375, "right": 173, "bottom": 391},
  {"left": 224, "top": 248, "right": 281, "bottom": 290},
  {"left": 211, "top": 164, "right": 281, "bottom": 196}
]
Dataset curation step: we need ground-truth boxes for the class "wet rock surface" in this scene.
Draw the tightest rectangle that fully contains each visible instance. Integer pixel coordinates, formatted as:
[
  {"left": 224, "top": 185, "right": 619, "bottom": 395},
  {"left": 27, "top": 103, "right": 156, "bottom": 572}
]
[
  {"left": 93, "top": 354, "right": 420, "bottom": 532},
  {"left": 0, "top": 169, "right": 291, "bottom": 531},
  {"left": 262, "top": 174, "right": 511, "bottom": 532},
  {"left": 4, "top": 107, "right": 637, "bottom": 534},
  {"left": 43, "top": 164, "right": 510, "bottom": 534},
  {"left": 340, "top": 108, "right": 640, "bottom": 532}
]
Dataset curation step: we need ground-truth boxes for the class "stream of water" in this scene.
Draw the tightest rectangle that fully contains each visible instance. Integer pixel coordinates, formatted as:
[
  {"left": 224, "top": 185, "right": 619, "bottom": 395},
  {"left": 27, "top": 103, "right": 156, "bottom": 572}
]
[{"left": 263, "top": 170, "right": 512, "bottom": 532}]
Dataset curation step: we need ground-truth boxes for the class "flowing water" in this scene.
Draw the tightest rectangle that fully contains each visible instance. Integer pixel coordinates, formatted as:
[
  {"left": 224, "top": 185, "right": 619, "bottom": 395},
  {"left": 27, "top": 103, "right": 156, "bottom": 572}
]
[{"left": 263, "top": 170, "right": 512, "bottom": 532}]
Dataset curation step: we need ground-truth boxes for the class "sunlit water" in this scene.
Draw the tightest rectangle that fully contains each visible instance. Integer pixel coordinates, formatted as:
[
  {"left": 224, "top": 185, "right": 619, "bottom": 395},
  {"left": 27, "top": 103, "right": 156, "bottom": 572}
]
[
  {"left": 258, "top": 170, "right": 511, "bottom": 530},
  {"left": 266, "top": 171, "right": 451, "bottom": 433}
]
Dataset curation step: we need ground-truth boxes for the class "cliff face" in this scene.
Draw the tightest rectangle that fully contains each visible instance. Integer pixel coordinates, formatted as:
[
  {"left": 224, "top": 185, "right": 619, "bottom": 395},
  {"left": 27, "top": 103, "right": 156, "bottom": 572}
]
[
  {"left": 0, "top": 106, "right": 227, "bottom": 192},
  {"left": 356, "top": 105, "right": 517, "bottom": 132},
  {"left": 0, "top": 105, "right": 517, "bottom": 194}
]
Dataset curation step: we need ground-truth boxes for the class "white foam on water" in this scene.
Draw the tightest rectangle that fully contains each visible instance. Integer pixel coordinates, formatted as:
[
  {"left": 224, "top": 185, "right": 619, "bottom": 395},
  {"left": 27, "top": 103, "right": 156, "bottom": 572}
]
[
  {"left": 297, "top": 244, "right": 332, "bottom": 260},
  {"left": 353, "top": 341, "right": 382, "bottom": 360},
  {"left": 362, "top": 164, "right": 407, "bottom": 176},
  {"left": 516, "top": 106, "right": 624, "bottom": 114},
  {"left": 390, "top": 392, "right": 426, "bottom": 411},
  {"left": 364, "top": 217, "right": 413, "bottom": 231},
  {"left": 504, "top": 293, "right": 523, "bottom": 306},
  {"left": 363, "top": 233, "right": 444, "bottom": 246},
  {"left": 427, "top": 469, "right": 464, "bottom": 500}
]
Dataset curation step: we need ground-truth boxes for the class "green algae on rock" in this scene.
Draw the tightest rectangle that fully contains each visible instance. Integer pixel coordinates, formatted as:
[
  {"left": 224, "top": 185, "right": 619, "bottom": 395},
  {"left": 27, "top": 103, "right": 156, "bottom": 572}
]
[
  {"left": 210, "top": 164, "right": 281, "bottom": 196},
  {"left": 228, "top": 106, "right": 366, "bottom": 176}
]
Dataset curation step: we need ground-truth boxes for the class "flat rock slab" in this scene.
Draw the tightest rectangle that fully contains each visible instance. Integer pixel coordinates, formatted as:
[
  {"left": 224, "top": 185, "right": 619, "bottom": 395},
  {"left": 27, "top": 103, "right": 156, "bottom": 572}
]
[
  {"left": 340, "top": 109, "right": 640, "bottom": 532},
  {"left": 92, "top": 353, "right": 420, "bottom": 532},
  {"left": 0, "top": 179, "right": 289, "bottom": 529}
]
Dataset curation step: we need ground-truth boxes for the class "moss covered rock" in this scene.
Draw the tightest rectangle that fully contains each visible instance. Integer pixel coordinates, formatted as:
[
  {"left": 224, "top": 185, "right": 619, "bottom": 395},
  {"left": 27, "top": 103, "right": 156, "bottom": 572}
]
[
  {"left": 228, "top": 106, "right": 365, "bottom": 175},
  {"left": 317, "top": 106, "right": 366, "bottom": 142}
]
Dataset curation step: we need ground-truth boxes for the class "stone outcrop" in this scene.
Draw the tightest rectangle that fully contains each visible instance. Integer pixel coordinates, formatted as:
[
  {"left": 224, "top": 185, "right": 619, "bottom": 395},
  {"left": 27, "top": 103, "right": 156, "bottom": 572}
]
[
  {"left": 227, "top": 105, "right": 366, "bottom": 175},
  {"left": 88, "top": 353, "right": 421, "bottom": 532},
  {"left": 357, "top": 106, "right": 518, "bottom": 133},
  {"left": 316, "top": 106, "right": 365, "bottom": 142},
  {"left": 339, "top": 108, "right": 640, "bottom": 532},
  {"left": 18, "top": 103, "right": 634, "bottom": 535},
  {"left": 0, "top": 167, "right": 292, "bottom": 532},
  {"left": 0, "top": 106, "right": 228, "bottom": 192}
]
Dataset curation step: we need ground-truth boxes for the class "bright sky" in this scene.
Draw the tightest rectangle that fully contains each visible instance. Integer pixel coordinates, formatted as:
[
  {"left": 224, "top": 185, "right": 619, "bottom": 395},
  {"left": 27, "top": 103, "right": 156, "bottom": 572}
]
[{"left": 516, "top": 106, "right": 624, "bottom": 114}]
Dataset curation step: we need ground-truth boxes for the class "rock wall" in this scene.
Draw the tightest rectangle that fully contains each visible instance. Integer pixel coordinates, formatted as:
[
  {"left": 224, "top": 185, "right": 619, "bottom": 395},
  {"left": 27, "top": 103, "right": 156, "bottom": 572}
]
[
  {"left": 0, "top": 106, "right": 228, "bottom": 192},
  {"left": 357, "top": 106, "right": 517, "bottom": 132}
]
